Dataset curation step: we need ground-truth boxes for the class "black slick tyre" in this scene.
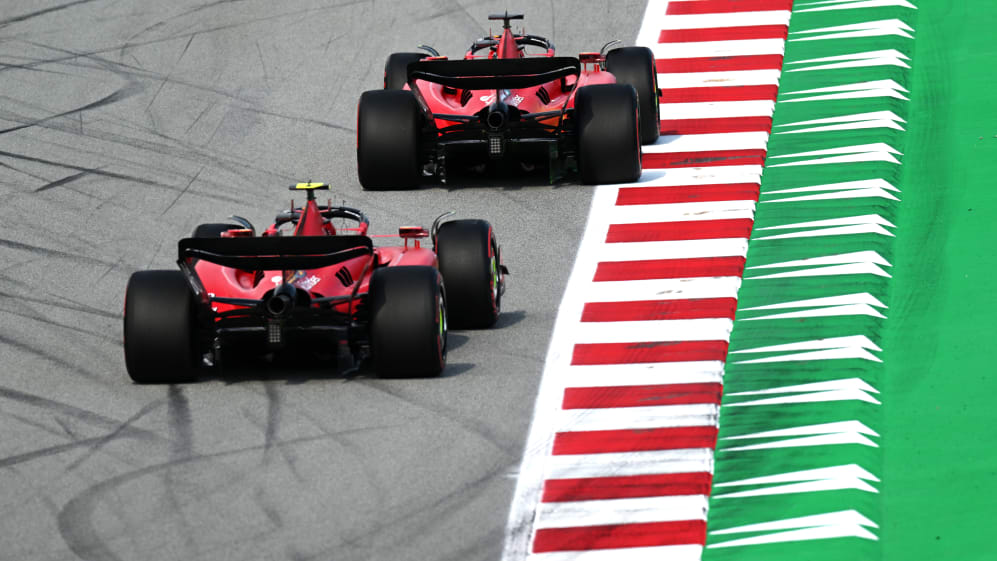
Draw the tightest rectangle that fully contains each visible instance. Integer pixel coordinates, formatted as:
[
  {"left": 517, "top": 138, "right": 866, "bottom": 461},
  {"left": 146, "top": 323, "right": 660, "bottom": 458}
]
[
  {"left": 192, "top": 223, "right": 239, "bottom": 238},
  {"left": 435, "top": 219, "right": 501, "bottom": 329},
  {"left": 384, "top": 52, "right": 425, "bottom": 90},
  {"left": 575, "top": 84, "right": 642, "bottom": 185},
  {"left": 369, "top": 266, "right": 446, "bottom": 378},
  {"left": 606, "top": 46, "right": 660, "bottom": 145},
  {"left": 123, "top": 270, "right": 197, "bottom": 384},
  {"left": 357, "top": 89, "right": 421, "bottom": 190}
]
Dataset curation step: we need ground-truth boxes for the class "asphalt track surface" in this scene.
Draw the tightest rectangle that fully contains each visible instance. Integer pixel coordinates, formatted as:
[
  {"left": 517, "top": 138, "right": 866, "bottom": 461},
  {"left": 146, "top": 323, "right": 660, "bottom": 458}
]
[{"left": 0, "top": 1, "right": 645, "bottom": 560}]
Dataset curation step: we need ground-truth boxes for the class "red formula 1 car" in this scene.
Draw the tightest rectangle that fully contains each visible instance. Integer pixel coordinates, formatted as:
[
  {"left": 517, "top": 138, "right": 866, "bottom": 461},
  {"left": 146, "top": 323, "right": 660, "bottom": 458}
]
[
  {"left": 123, "top": 183, "right": 506, "bottom": 383},
  {"left": 357, "top": 12, "right": 659, "bottom": 189}
]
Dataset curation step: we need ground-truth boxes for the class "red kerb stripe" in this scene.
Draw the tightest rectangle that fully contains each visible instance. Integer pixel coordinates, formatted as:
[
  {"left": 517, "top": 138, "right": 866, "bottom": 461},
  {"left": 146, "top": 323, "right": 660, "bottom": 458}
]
[
  {"left": 643, "top": 150, "right": 767, "bottom": 169},
  {"left": 616, "top": 183, "right": 760, "bottom": 205},
  {"left": 659, "top": 85, "right": 778, "bottom": 103},
  {"left": 553, "top": 425, "right": 719, "bottom": 455},
  {"left": 659, "top": 25, "right": 788, "bottom": 43},
  {"left": 562, "top": 382, "right": 723, "bottom": 409},
  {"left": 656, "top": 54, "right": 783, "bottom": 73},
  {"left": 667, "top": 0, "right": 793, "bottom": 15},
  {"left": 543, "top": 472, "right": 714, "bottom": 502},
  {"left": 660, "top": 116, "right": 773, "bottom": 135},
  {"left": 533, "top": 520, "right": 707, "bottom": 552},
  {"left": 606, "top": 218, "right": 753, "bottom": 242},
  {"left": 571, "top": 340, "right": 729, "bottom": 365},
  {"left": 593, "top": 256, "right": 746, "bottom": 281},
  {"left": 581, "top": 298, "right": 738, "bottom": 322}
]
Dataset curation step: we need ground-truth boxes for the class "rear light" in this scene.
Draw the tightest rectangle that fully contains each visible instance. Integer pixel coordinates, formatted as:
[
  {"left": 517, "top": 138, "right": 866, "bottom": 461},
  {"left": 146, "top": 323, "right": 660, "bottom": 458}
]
[{"left": 488, "top": 134, "right": 504, "bottom": 157}]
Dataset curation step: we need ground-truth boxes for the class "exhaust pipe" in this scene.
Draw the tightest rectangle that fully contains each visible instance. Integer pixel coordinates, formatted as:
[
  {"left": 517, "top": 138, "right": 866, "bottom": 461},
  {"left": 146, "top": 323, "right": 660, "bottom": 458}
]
[
  {"left": 486, "top": 100, "right": 509, "bottom": 130},
  {"left": 265, "top": 283, "right": 297, "bottom": 318}
]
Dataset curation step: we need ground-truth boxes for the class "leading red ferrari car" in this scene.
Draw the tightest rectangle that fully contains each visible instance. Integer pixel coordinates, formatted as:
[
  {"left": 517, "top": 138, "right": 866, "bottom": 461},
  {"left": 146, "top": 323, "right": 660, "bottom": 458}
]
[
  {"left": 357, "top": 12, "right": 659, "bottom": 189},
  {"left": 123, "top": 183, "right": 506, "bottom": 383}
]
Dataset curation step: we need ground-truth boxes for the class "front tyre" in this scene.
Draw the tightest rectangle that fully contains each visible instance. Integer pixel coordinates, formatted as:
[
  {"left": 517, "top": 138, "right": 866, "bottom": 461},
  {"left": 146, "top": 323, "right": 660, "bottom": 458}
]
[
  {"left": 435, "top": 219, "right": 501, "bottom": 329},
  {"left": 123, "top": 270, "right": 197, "bottom": 384},
  {"left": 575, "top": 84, "right": 642, "bottom": 185},
  {"left": 384, "top": 52, "right": 425, "bottom": 90},
  {"left": 369, "top": 266, "right": 446, "bottom": 378},
  {"left": 192, "top": 223, "right": 240, "bottom": 238},
  {"left": 606, "top": 46, "right": 660, "bottom": 145},
  {"left": 357, "top": 89, "right": 422, "bottom": 190}
]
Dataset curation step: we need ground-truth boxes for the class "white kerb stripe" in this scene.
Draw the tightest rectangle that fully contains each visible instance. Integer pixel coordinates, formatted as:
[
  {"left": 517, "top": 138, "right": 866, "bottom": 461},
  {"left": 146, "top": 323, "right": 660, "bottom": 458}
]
[
  {"left": 658, "top": 11, "right": 791, "bottom": 30},
  {"left": 613, "top": 165, "right": 763, "bottom": 187},
  {"left": 528, "top": 544, "right": 706, "bottom": 561},
  {"left": 647, "top": 132, "right": 771, "bottom": 153},
  {"left": 579, "top": 277, "right": 742, "bottom": 303},
  {"left": 560, "top": 361, "right": 726, "bottom": 388},
  {"left": 593, "top": 239, "right": 748, "bottom": 262},
  {"left": 535, "top": 495, "right": 709, "bottom": 529},
  {"left": 609, "top": 201, "right": 757, "bottom": 223},
  {"left": 607, "top": 205, "right": 755, "bottom": 225},
  {"left": 658, "top": 69, "right": 782, "bottom": 88},
  {"left": 659, "top": 100, "right": 776, "bottom": 119},
  {"left": 651, "top": 38, "right": 786, "bottom": 59},
  {"left": 572, "top": 318, "right": 734, "bottom": 344},
  {"left": 555, "top": 404, "right": 719, "bottom": 432},
  {"left": 546, "top": 448, "right": 715, "bottom": 480}
]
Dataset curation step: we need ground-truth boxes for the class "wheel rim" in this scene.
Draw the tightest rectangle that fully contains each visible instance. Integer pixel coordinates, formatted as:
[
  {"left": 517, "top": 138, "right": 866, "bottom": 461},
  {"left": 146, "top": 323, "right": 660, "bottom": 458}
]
[
  {"left": 490, "top": 255, "right": 499, "bottom": 302},
  {"left": 438, "top": 292, "right": 447, "bottom": 364}
]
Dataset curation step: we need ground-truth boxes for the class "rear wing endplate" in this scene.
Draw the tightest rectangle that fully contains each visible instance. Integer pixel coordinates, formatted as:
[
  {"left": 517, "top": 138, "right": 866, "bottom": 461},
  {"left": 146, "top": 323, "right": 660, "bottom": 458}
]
[{"left": 407, "top": 57, "right": 580, "bottom": 91}]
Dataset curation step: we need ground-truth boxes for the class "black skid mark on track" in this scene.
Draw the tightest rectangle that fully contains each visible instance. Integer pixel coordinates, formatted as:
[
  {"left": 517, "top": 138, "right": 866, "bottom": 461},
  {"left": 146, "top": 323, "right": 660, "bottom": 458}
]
[
  {"left": 56, "top": 430, "right": 383, "bottom": 561},
  {"left": 0, "top": 149, "right": 163, "bottom": 188},
  {"left": 0, "top": 305, "right": 117, "bottom": 342},
  {"left": 303, "top": 461, "right": 513, "bottom": 561},
  {"left": 259, "top": 381, "right": 306, "bottom": 482},
  {"left": 0, "top": 287, "right": 121, "bottom": 320},
  {"left": 0, "top": 0, "right": 100, "bottom": 28},
  {"left": 263, "top": 382, "right": 280, "bottom": 455},
  {"left": 0, "top": 386, "right": 165, "bottom": 442},
  {"left": 0, "top": 84, "right": 142, "bottom": 136},
  {"left": 0, "top": 334, "right": 110, "bottom": 384},
  {"left": 360, "top": 380, "right": 520, "bottom": 457},
  {"left": 160, "top": 167, "right": 202, "bottom": 216},
  {"left": 35, "top": 170, "right": 90, "bottom": 192},
  {"left": 64, "top": 399, "right": 166, "bottom": 471},
  {"left": 164, "top": 385, "right": 197, "bottom": 555},
  {"left": 167, "top": 385, "right": 193, "bottom": 459},
  {"left": 0, "top": 435, "right": 106, "bottom": 469}
]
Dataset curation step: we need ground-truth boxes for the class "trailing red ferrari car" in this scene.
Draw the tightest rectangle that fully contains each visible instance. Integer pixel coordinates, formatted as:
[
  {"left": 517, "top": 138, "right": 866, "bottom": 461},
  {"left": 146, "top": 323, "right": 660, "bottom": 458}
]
[
  {"left": 123, "top": 183, "right": 506, "bottom": 383},
  {"left": 357, "top": 12, "right": 659, "bottom": 189}
]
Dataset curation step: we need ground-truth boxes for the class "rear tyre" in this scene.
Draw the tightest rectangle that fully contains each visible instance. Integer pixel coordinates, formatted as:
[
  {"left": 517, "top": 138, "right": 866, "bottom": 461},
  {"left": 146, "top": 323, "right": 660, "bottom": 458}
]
[
  {"left": 369, "top": 266, "right": 446, "bottom": 378},
  {"left": 575, "top": 84, "right": 642, "bottom": 185},
  {"left": 606, "top": 46, "right": 660, "bottom": 145},
  {"left": 192, "top": 223, "right": 240, "bottom": 238},
  {"left": 123, "top": 270, "right": 197, "bottom": 384},
  {"left": 436, "top": 220, "right": 501, "bottom": 329},
  {"left": 384, "top": 52, "right": 425, "bottom": 90},
  {"left": 357, "top": 90, "right": 421, "bottom": 190}
]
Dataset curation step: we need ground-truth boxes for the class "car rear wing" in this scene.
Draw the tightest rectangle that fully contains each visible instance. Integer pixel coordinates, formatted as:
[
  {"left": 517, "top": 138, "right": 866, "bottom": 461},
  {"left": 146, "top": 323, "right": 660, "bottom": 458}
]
[
  {"left": 407, "top": 57, "right": 580, "bottom": 91},
  {"left": 178, "top": 235, "right": 373, "bottom": 271}
]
